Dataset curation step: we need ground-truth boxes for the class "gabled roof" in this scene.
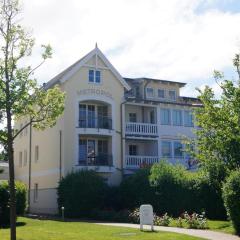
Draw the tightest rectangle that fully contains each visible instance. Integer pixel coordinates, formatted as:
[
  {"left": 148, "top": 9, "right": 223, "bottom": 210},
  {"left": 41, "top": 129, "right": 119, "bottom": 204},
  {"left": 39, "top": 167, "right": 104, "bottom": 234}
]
[{"left": 45, "top": 46, "right": 131, "bottom": 91}]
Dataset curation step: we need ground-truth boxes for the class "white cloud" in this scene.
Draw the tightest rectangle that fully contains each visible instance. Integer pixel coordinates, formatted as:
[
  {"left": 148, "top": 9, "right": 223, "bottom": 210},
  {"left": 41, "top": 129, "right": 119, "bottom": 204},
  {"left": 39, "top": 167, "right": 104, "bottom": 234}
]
[{"left": 19, "top": 0, "right": 240, "bottom": 96}]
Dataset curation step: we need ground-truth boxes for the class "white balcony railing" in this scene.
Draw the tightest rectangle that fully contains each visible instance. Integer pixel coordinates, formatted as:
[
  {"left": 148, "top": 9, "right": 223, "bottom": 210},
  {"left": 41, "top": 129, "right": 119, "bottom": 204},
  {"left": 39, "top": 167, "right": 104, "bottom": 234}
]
[
  {"left": 125, "top": 122, "right": 158, "bottom": 136},
  {"left": 125, "top": 155, "right": 159, "bottom": 168}
]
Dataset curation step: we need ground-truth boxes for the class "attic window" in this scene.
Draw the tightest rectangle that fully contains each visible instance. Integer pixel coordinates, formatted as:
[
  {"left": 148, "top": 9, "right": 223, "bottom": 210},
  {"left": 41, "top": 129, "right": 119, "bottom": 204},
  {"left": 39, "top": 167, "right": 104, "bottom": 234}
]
[{"left": 88, "top": 70, "right": 101, "bottom": 84}]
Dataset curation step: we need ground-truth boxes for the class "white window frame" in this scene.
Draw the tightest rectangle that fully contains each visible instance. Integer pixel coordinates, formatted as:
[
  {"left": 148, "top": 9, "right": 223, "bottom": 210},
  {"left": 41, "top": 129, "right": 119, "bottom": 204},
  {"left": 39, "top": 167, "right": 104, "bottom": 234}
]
[
  {"left": 88, "top": 69, "right": 101, "bottom": 84},
  {"left": 158, "top": 89, "right": 165, "bottom": 99},
  {"left": 168, "top": 90, "right": 176, "bottom": 100},
  {"left": 129, "top": 113, "right": 137, "bottom": 123},
  {"left": 161, "top": 141, "right": 172, "bottom": 158},
  {"left": 146, "top": 87, "right": 154, "bottom": 98},
  {"left": 160, "top": 108, "right": 171, "bottom": 125},
  {"left": 172, "top": 109, "right": 183, "bottom": 126},
  {"left": 129, "top": 144, "right": 137, "bottom": 156},
  {"left": 173, "top": 141, "right": 184, "bottom": 158}
]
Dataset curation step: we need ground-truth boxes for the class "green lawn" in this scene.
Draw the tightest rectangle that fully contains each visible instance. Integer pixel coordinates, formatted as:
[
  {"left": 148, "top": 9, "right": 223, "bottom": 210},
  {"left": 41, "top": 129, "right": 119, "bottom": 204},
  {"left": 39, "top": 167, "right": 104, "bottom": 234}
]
[
  {"left": 169, "top": 219, "right": 234, "bottom": 234},
  {"left": 0, "top": 217, "right": 204, "bottom": 240}
]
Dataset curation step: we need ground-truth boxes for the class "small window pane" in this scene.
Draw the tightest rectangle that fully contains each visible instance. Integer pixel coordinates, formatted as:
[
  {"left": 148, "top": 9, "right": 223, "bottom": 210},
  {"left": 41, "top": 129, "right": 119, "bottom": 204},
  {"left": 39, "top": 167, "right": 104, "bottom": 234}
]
[
  {"left": 129, "top": 113, "right": 137, "bottom": 122},
  {"left": 129, "top": 145, "right": 137, "bottom": 156},
  {"left": 88, "top": 70, "right": 94, "bottom": 82},
  {"left": 169, "top": 90, "right": 176, "bottom": 100},
  {"left": 184, "top": 110, "right": 194, "bottom": 127},
  {"left": 172, "top": 110, "right": 182, "bottom": 126},
  {"left": 158, "top": 89, "right": 165, "bottom": 98},
  {"left": 146, "top": 88, "right": 154, "bottom": 98},
  {"left": 162, "top": 141, "right": 172, "bottom": 157},
  {"left": 174, "top": 141, "right": 183, "bottom": 158},
  {"left": 95, "top": 70, "right": 101, "bottom": 83},
  {"left": 35, "top": 146, "right": 39, "bottom": 162},
  {"left": 24, "top": 150, "right": 27, "bottom": 166},
  {"left": 160, "top": 109, "right": 171, "bottom": 125}
]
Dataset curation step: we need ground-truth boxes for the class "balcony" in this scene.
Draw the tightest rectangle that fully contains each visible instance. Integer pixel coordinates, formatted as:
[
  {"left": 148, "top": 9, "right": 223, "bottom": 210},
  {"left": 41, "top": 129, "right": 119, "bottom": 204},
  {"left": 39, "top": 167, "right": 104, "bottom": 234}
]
[
  {"left": 125, "top": 122, "right": 158, "bottom": 137},
  {"left": 79, "top": 117, "right": 112, "bottom": 130},
  {"left": 78, "top": 154, "right": 113, "bottom": 167},
  {"left": 125, "top": 155, "right": 159, "bottom": 169}
]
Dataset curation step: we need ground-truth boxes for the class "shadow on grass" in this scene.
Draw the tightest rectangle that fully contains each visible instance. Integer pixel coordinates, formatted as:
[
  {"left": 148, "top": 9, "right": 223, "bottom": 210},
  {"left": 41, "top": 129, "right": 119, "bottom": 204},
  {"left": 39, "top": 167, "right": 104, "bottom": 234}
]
[{"left": 0, "top": 222, "right": 26, "bottom": 229}]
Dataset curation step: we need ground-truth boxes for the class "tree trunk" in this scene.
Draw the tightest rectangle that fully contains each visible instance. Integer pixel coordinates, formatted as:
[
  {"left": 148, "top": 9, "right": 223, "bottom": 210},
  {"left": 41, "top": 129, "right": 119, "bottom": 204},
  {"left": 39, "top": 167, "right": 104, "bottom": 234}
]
[{"left": 7, "top": 138, "right": 16, "bottom": 240}]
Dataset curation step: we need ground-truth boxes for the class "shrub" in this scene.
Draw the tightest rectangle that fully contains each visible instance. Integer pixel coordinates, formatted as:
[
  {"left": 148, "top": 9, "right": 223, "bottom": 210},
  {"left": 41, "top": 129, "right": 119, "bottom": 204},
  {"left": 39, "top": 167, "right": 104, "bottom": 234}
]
[
  {"left": 57, "top": 170, "right": 108, "bottom": 218},
  {"left": 119, "top": 168, "right": 157, "bottom": 210},
  {"left": 222, "top": 170, "right": 240, "bottom": 235},
  {"left": 193, "top": 172, "right": 226, "bottom": 220},
  {"left": 0, "top": 181, "right": 27, "bottom": 226},
  {"left": 149, "top": 161, "right": 197, "bottom": 216}
]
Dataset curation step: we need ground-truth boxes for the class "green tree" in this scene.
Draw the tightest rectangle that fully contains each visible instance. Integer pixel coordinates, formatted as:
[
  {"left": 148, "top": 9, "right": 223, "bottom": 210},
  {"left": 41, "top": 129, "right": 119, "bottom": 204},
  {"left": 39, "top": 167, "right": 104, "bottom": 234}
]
[
  {"left": 191, "top": 54, "right": 240, "bottom": 185},
  {"left": 0, "top": 1, "right": 65, "bottom": 239}
]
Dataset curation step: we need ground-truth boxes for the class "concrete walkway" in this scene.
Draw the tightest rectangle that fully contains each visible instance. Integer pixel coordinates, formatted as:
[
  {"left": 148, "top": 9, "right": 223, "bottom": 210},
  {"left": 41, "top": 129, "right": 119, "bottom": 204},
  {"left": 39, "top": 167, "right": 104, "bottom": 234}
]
[{"left": 97, "top": 222, "right": 240, "bottom": 240}]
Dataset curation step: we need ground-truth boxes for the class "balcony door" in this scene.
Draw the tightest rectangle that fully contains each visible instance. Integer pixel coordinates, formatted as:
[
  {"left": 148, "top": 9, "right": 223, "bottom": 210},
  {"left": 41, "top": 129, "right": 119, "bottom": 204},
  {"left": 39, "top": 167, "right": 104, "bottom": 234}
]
[
  {"left": 79, "top": 104, "right": 96, "bottom": 128},
  {"left": 78, "top": 139, "right": 96, "bottom": 165}
]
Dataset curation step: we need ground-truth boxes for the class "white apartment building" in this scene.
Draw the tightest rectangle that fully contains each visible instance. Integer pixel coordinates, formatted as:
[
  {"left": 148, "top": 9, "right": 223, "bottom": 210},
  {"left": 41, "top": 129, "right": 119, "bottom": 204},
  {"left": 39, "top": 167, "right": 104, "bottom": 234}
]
[{"left": 14, "top": 46, "right": 202, "bottom": 214}]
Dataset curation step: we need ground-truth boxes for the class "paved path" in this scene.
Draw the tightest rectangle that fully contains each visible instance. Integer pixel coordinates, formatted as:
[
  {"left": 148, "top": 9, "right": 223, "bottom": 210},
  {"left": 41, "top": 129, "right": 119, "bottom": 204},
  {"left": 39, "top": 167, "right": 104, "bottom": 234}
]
[{"left": 97, "top": 222, "right": 240, "bottom": 240}]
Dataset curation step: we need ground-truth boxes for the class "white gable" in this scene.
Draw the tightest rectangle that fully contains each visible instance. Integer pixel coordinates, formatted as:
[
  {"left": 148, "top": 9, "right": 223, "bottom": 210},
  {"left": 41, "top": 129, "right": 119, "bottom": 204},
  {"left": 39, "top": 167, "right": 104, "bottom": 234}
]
[{"left": 47, "top": 46, "right": 131, "bottom": 91}]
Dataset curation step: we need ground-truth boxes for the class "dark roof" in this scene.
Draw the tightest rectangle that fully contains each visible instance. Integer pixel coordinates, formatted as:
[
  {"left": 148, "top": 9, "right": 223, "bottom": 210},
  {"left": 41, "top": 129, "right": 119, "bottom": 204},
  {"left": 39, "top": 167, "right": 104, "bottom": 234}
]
[{"left": 124, "top": 77, "right": 186, "bottom": 87}]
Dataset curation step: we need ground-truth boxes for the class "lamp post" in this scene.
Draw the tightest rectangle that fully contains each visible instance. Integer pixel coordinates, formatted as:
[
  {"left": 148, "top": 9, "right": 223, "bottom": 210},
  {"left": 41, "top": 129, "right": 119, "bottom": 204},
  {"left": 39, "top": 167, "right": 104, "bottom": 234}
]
[{"left": 61, "top": 206, "right": 65, "bottom": 221}]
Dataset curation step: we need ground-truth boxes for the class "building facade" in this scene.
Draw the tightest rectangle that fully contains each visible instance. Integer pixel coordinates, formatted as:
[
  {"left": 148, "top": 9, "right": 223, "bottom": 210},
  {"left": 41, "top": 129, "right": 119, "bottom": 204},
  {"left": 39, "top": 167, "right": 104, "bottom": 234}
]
[{"left": 14, "top": 46, "right": 201, "bottom": 214}]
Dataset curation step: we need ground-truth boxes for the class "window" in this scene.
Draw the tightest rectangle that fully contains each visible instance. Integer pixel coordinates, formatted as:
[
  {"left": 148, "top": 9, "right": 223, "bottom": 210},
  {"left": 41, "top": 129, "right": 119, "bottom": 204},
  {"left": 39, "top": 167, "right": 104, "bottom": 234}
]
[
  {"left": 95, "top": 70, "right": 101, "bottom": 83},
  {"left": 129, "top": 113, "right": 137, "bottom": 122},
  {"left": 88, "top": 69, "right": 101, "bottom": 83},
  {"left": 174, "top": 141, "right": 183, "bottom": 158},
  {"left": 150, "top": 110, "right": 155, "bottom": 124},
  {"left": 161, "top": 141, "right": 172, "bottom": 157},
  {"left": 19, "top": 152, "right": 23, "bottom": 167},
  {"left": 34, "top": 183, "right": 38, "bottom": 202},
  {"left": 172, "top": 110, "right": 182, "bottom": 126},
  {"left": 129, "top": 145, "right": 137, "bottom": 156},
  {"left": 184, "top": 110, "right": 194, "bottom": 127},
  {"left": 88, "top": 69, "right": 94, "bottom": 82},
  {"left": 160, "top": 109, "right": 171, "bottom": 125},
  {"left": 158, "top": 89, "right": 165, "bottom": 98},
  {"left": 35, "top": 145, "right": 39, "bottom": 162},
  {"left": 24, "top": 150, "right": 27, "bottom": 166},
  {"left": 169, "top": 90, "right": 176, "bottom": 100},
  {"left": 146, "top": 88, "right": 154, "bottom": 98}
]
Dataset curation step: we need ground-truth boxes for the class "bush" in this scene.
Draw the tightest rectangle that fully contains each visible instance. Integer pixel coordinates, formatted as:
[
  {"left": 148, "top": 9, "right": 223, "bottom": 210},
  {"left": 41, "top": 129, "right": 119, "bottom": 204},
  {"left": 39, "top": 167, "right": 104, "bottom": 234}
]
[
  {"left": 149, "top": 161, "right": 197, "bottom": 216},
  {"left": 57, "top": 170, "right": 108, "bottom": 218},
  {"left": 222, "top": 170, "right": 240, "bottom": 235},
  {"left": 119, "top": 168, "right": 157, "bottom": 210},
  {"left": 154, "top": 213, "right": 171, "bottom": 226},
  {"left": 0, "top": 181, "right": 27, "bottom": 226},
  {"left": 193, "top": 172, "right": 226, "bottom": 220}
]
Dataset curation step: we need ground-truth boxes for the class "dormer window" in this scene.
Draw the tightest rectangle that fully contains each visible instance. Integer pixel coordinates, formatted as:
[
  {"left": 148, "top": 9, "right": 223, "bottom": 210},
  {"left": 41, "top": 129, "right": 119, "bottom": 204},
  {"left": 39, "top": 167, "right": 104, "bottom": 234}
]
[
  {"left": 158, "top": 89, "right": 165, "bottom": 98},
  {"left": 88, "top": 69, "right": 101, "bottom": 84},
  {"left": 146, "top": 88, "right": 154, "bottom": 98},
  {"left": 169, "top": 90, "right": 176, "bottom": 100}
]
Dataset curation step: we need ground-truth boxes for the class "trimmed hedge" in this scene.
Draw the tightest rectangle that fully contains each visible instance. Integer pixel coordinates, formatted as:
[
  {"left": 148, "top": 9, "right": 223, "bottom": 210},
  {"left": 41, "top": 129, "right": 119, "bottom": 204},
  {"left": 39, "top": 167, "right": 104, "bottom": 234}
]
[
  {"left": 57, "top": 170, "right": 108, "bottom": 217},
  {"left": 222, "top": 170, "right": 240, "bottom": 235},
  {"left": 0, "top": 181, "right": 27, "bottom": 226}
]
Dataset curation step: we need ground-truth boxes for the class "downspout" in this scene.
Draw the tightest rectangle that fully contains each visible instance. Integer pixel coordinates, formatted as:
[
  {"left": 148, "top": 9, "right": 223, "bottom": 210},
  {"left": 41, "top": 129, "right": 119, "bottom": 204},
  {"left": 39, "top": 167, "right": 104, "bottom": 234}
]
[
  {"left": 120, "top": 100, "right": 127, "bottom": 179},
  {"left": 28, "top": 122, "right": 32, "bottom": 212},
  {"left": 59, "top": 130, "right": 62, "bottom": 180}
]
